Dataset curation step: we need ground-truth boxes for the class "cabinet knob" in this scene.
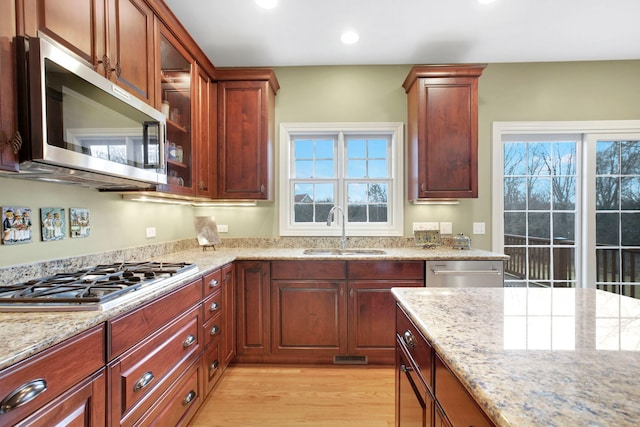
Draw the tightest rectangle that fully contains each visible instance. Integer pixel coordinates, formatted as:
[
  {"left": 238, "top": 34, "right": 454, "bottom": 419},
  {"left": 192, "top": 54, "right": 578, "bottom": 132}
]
[
  {"left": 182, "top": 390, "right": 197, "bottom": 406},
  {"left": 209, "top": 279, "right": 219, "bottom": 288},
  {"left": 260, "top": 184, "right": 265, "bottom": 193},
  {"left": 403, "top": 330, "right": 416, "bottom": 349},
  {"left": 400, "top": 364, "right": 413, "bottom": 373},
  {"left": 209, "top": 301, "right": 220, "bottom": 312},
  {"left": 0, "top": 379, "right": 47, "bottom": 414},
  {"left": 133, "top": 371, "right": 155, "bottom": 392},
  {"left": 421, "top": 183, "right": 426, "bottom": 192},
  {"left": 210, "top": 325, "right": 220, "bottom": 336},
  {"left": 210, "top": 360, "right": 220, "bottom": 371},
  {"left": 183, "top": 334, "right": 196, "bottom": 348}
]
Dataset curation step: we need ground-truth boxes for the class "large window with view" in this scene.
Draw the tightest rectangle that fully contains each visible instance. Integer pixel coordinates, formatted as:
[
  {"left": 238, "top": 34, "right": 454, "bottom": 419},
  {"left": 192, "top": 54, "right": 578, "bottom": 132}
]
[
  {"left": 279, "top": 123, "right": 403, "bottom": 237},
  {"left": 493, "top": 122, "right": 640, "bottom": 299}
]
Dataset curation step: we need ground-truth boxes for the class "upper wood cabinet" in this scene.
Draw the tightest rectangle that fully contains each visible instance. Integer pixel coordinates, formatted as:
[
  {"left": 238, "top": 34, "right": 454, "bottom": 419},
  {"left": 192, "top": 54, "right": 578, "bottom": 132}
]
[
  {"left": 403, "top": 65, "right": 486, "bottom": 200},
  {"left": 22, "top": 0, "right": 156, "bottom": 104},
  {"left": 216, "top": 69, "right": 279, "bottom": 200},
  {"left": 156, "top": 25, "right": 195, "bottom": 196},
  {"left": 0, "top": 0, "right": 19, "bottom": 171}
]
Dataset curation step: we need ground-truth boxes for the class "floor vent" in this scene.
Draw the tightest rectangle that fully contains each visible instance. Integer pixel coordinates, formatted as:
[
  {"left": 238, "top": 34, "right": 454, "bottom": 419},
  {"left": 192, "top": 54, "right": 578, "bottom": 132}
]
[{"left": 333, "top": 355, "right": 368, "bottom": 365}]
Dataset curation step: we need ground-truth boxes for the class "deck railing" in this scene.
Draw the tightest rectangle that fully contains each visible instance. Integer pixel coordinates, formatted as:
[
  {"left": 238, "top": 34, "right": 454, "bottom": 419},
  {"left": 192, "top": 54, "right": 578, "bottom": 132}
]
[{"left": 504, "top": 234, "right": 640, "bottom": 298}]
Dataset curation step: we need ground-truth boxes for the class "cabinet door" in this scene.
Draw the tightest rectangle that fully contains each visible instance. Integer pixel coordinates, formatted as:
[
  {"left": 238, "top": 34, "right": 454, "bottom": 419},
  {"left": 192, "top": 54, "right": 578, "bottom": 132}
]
[
  {"left": 271, "top": 280, "right": 347, "bottom": 359},
  {"left": 218, "top": 80, "right": 273, "bottom": 200},
  {"left": 158, "top": 26, "right": 195, "bottom": 195},
  {"left": 348, "top": 280, "right": 423, "bottom": 364},
  {"left": 235, "top": 261, "right": 271, "bottom": 358},
  {"left": 194, "top": 66, "right": 216, "bottom": 197},
  {"left": 14, "top": 368, "right": 106, "bottom": 427},
  {"left": 0, "top": 0, "right": 19, "bottom": 171},
  {"left": 23, "top": 0, "right": 105, "bottom": 68},
  {"left": 106, "top": 0, "right": 155, "bottom": 104},
  {"left": 221, "top": 263, "right": 236, "bottom": 368}
]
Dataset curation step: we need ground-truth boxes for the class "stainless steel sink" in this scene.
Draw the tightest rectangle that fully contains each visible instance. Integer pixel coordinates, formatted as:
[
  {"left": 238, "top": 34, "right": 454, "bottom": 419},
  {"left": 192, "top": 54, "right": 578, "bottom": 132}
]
[{"left": 303, "top": 249, "right": 386, "bottom": 255}]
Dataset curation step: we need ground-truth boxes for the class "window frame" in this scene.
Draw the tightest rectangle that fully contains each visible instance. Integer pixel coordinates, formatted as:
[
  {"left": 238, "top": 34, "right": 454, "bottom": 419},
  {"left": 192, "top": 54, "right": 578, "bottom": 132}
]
[
  {"left": 492, "top": 120, "right": 640, "bottom": 290},
  {"left": 279, "top": 122, "right": 404, "bottom": 237}
]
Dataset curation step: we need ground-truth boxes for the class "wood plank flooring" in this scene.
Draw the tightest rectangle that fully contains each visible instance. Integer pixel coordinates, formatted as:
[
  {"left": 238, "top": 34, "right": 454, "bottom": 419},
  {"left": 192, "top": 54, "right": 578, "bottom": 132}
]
[{"left": 189, "top": 365, "right": 395, "bottom": 427}]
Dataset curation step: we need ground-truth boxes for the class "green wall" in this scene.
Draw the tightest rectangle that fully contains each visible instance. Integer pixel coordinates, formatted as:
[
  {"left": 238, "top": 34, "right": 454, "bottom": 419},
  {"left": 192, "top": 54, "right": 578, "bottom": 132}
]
[{"left": 3, "top": 60, "right": 640, "bottom": 267}]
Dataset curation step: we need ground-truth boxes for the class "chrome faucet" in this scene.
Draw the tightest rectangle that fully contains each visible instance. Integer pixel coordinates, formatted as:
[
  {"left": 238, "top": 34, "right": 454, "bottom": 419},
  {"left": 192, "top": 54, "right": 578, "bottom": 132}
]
[{"left": 327, "top": 206, "right": 347, "bottom": 249}]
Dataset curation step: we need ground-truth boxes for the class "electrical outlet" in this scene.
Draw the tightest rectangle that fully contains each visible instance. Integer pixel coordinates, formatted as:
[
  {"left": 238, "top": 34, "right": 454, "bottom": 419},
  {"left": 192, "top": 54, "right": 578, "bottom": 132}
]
[
  {"left": 413, "top": 222, "right": 439, "bottom": 231},
  {"left": 145, "top": 227, "right": 156, "bottom": 238},
  {"left": 440, "top": 222, "right": 453, "bottom": 234},
  {"left": 217, "top": 224, "right": 229, "bottom": 233},
  {"left": 473, "top": 222, "right": 486, "bottom": 235}
]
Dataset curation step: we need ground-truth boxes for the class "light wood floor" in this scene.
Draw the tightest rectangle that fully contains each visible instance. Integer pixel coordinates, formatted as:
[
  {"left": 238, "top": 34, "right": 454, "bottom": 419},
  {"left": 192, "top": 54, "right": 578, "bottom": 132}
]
[{"left": 189, "top": 365, "right": 395, "bottom": 427}]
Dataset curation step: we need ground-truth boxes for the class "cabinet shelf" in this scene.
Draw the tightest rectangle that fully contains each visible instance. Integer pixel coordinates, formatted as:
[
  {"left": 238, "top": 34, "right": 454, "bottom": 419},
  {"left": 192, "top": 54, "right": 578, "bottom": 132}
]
[{"left": 167, "top": 159, "right": 188, "bottom": 169}]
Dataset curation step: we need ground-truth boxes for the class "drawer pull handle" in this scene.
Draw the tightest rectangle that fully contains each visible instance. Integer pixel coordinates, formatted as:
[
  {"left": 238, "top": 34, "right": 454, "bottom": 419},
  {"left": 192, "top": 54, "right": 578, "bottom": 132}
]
[
  {"left": 133, "top": 372, "right": 154, "bottom": 392},
  {"left": 209, "top": 279, "right": 219, "bottom": 288},
  {"left": 400, "top": 364, "right": 413, "bottom": 373},
  {"left": 182, "top": 390, "right": 197, "bottom": 406},
  {"left": 403, "top": 330, "right": 416, "bottom": 349},
  {"left": 210, "top": 325, "right": 220, "bottom": 336},
  {"left": 210, "top": 360, "right": 220, "bottom": 371},
  {"left": 0, "top": 379, "right": 47, "bottom": 414},
  {"left": 183, "top": 334, "right": 196, "bottom": 348},
  {"left": 209, "top": 302, "right": 220, "bottom": 311}
]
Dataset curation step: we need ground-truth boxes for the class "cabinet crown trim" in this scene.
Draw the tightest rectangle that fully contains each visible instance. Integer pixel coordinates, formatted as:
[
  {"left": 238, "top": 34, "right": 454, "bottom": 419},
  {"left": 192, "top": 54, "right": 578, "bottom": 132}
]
[{"left": 402, "top": 64, "right": 487, "bottom": 92}]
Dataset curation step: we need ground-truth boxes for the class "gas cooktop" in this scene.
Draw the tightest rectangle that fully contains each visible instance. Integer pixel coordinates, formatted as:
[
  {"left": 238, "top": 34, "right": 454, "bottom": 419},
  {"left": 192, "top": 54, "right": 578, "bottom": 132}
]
[{"left": 0, "top": 261, "right": 199, "bottom": 312}]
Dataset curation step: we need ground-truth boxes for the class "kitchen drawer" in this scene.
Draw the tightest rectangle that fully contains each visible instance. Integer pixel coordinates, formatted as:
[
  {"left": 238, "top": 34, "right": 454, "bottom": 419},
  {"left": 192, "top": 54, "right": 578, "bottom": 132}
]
[
  {"left": 396, "top": 304, "right": 433, "bottom": 392},
  {"left": 203, "top": 337, "right": 223, "bottom": 394},
  {"left": 0, "top": 325, "right": 105, "bottom": 426},
  {"left": 109, "top": 305, "right": 201, "bottom": 426},
  {"left": 108, "top": 278, "right": 201, "bottom": 359},
  {"left": 271, "top": 260, "right": 347, "bottom": 280},
  {"left": 203, "top": 268, "right": 223, "bottom": 298},
  {"left": 203, "top": 310, "right": 223, "bottom": 348},
  {"left": 348, "top": 260, "right": 424, "bottom": 280},
  {"left": 135, "top": 359, "right": 202, "bottom": 427},
  {"left": 203, "top": 287, "right": 223, "bottom": 323},
  {"left": 435, "top": 354, "right": 493, "bottom": 427}
]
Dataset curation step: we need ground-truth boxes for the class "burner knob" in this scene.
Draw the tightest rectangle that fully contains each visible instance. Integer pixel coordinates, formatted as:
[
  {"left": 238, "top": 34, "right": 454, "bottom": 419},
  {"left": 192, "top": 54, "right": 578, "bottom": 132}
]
[{"left": 144, "top": 272, "right": 156, "bottom": 278}]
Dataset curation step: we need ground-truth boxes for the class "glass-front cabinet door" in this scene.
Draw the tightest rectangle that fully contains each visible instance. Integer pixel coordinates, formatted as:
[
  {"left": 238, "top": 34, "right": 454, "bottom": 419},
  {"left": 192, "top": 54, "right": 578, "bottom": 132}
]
[{"left": 158, "top": 28, "right": 193, "bottom": 195}]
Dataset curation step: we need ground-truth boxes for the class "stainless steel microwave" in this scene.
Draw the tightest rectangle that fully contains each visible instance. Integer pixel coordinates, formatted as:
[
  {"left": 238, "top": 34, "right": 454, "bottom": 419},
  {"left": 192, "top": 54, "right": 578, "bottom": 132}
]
[{"left": 13, "top": 35, "right": 167, "bottom": 190}]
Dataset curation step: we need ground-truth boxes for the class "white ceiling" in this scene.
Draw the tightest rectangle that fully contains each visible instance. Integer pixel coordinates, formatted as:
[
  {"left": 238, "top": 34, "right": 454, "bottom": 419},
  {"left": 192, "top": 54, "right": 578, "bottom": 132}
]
[{"left": 163, "top": 0, "right": 640, "bottom": 68}]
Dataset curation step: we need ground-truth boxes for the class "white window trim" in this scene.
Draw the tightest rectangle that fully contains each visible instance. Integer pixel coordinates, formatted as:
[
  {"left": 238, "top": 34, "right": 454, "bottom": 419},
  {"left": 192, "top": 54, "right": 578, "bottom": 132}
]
[
  {"left": 492, "top": 120, "right": 640, "bottom": 288},
  {"left": 279, "top": 122, "right": 404, "bottom": 237}
]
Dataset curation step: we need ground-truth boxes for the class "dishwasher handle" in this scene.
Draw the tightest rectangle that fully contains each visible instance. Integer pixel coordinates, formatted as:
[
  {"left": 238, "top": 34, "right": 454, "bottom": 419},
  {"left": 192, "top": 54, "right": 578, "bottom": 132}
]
[{"left": 431, "top": 269, "right": 502, "bottom": 275}]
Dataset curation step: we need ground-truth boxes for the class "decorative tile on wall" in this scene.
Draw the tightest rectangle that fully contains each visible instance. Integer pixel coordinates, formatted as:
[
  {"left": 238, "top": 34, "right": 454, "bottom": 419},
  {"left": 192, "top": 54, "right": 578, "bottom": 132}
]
[
  {"left": 70, "top": 208, "right": 91, "bottom": 238},
  {"left": 2, "top": 206, "right": 33, "bottom": 245},
  {"left": 41, "top": 207, "right": 66, "bottom": 242}
]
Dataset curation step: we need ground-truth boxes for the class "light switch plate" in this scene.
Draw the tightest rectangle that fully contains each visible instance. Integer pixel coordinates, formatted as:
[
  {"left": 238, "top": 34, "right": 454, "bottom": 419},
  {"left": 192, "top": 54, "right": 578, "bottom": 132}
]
[
  {"left": 145, "top": 227, "right": 156, "bottom": 238},
  {"left": 473, "top": 222, "right": 486, "bottom": 234},
  {"left": 217, "top": 224, "right": 229, "bottom": 233},
  {"left": 440, "top": 222, "right": 453, "bottom": 234},
  {"left": 413, "top": 222, "right": 439, "bottom": 231}
]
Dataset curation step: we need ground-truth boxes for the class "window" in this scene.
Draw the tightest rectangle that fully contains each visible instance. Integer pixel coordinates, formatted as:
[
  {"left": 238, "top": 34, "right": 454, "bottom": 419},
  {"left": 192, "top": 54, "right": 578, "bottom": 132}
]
[
  {"left": 279, "top": 123, "right": 403, "bottom": 236},
  {"left": 493, "top": 121, "right": 640, "bottom": 299}
]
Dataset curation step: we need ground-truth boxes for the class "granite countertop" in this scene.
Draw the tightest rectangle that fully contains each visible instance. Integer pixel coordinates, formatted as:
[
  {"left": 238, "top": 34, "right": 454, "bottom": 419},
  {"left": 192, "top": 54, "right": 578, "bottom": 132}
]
[
  {"left": 0, "top": 245, "right": 505, "bottom": 370},
  {"left": 392, "top": 287, "right": 640, "bottom": 427}
]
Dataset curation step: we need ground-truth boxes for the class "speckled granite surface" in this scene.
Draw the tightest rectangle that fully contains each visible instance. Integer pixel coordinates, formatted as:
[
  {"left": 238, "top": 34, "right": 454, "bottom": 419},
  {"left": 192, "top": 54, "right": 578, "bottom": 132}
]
[
  {"left": 0, "top": 239, "right": 506, "bottom": 370},
  {"left": 392, "top": 287, "right": 640, "bottom": 427}
]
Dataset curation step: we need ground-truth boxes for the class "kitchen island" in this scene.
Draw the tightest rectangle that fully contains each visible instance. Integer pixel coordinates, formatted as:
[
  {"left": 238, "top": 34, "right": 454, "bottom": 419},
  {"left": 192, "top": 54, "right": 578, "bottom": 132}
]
[{"left": 392, "top": 287, "right": 640, "bottom": 426}]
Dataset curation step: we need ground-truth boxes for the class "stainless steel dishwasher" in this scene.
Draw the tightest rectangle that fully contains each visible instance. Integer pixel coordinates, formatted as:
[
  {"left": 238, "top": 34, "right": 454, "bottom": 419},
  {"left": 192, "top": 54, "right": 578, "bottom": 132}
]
[{"left": 425, "top": 260, "right": 504, "bottom": 287}]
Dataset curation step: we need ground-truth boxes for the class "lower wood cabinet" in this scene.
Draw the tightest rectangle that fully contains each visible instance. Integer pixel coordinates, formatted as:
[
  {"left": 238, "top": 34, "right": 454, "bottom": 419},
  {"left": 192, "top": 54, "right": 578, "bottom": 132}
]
[
  {"left": 0, "top": 325, "right": 105, "bottom": 426},
  {"left": 107, "top": 278, "right": 202, "bottom": 426},
  {"left": 396, "top": 304, "right": 495, "bottom": 426},
  {"left": 236, "top": 260, "right": 424, "bottom": 364}
]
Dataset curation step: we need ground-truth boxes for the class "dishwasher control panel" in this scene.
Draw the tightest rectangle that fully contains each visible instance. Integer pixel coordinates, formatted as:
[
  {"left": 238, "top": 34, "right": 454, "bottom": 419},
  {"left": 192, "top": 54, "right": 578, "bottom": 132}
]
[{"left": 425, "top": 260, "right": 504, "bottom": 288}]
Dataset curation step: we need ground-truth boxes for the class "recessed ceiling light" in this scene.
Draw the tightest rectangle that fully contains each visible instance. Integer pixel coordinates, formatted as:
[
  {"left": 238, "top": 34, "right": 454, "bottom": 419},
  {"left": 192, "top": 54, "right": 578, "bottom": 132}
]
[
  {"left": 341, "top": 31, "right": 360, "bottom": 45},
  {"left": 256, "top": 0, "right": 277, "bottom": 9}
]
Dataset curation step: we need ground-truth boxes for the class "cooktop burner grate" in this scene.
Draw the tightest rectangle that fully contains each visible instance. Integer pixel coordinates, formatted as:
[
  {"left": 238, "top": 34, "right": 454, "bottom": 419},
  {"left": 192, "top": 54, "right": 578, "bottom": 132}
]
[{"left": 0, "top": 261, "right": 198, "bottom": 310}]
